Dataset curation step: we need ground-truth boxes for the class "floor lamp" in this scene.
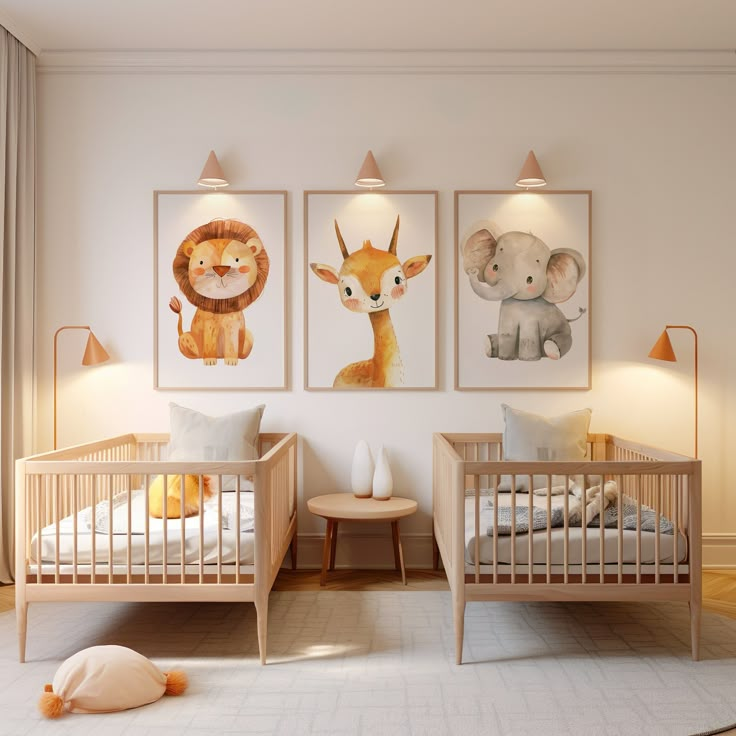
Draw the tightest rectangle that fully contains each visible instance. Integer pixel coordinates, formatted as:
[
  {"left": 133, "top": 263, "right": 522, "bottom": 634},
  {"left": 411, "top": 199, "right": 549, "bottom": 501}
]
[
  {"left": 53, "top": 325, "right": 110, "bottom": 449},
  {"left": 648, "top": 324, "right": 698, "bottom": 458}
]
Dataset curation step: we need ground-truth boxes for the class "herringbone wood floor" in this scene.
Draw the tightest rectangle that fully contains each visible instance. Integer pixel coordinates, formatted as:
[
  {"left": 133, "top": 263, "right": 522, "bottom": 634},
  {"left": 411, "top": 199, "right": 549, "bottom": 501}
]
[{"left": 2, "top": 569, "right": 736, "bottom": 616}]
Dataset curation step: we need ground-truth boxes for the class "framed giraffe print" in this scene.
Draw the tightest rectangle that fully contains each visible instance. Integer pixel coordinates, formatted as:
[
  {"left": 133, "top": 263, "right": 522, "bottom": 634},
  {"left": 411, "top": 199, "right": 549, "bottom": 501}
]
[
  {"left": 304, "top": 191, "right": 438, "bottom": 390},
  {"left": 455, "top": 190, "right": 591, "bottom": 390}
]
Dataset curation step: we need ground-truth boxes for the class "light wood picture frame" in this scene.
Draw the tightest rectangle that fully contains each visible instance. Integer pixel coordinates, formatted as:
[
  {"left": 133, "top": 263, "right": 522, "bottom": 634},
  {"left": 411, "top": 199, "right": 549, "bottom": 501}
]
[
  {"left": 455, "top": 190, "right": 592, "bottom": 391},
  {"left": 154, "top": 190, "right": 287, "bottom": 390},
  {"left": 305, "top": 190, "right": 438, "bottom": 390}
]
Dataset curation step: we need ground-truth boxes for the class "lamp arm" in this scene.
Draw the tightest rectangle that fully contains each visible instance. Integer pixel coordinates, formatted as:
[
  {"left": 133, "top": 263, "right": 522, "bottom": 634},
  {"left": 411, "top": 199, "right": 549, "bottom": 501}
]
[
  {"left": 53, "top": 326, "right": 91, "bottom": 450},
  {"left": 665, "top": 324, "right": 698, "bottom": 458}
]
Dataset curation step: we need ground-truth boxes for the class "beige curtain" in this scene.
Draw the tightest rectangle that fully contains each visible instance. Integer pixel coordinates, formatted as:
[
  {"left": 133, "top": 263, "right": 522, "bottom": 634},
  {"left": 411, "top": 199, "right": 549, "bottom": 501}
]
[{"left": 0, "top": 26, "right": 36, "bottom": 583}]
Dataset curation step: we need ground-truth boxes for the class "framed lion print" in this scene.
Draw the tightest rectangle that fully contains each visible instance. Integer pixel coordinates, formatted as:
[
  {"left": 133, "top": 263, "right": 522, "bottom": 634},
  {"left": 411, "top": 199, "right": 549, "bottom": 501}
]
[
  {"left": 305, "top": 190, "right": 438, "bottom": 390},
  {"left": 455, "top": 190, "right": 591, "bottom": 390},
  {"left": 154, "top": 190, "right": 287, "bottom": 390}
]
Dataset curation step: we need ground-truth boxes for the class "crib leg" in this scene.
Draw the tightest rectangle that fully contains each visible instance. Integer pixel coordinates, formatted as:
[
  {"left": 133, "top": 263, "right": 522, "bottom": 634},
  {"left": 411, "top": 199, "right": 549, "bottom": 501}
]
[
  {"left": 454, "top": 599, "right": 466, "bottom": 665},
  {"left": 16, "top": 598, "right": 28, "bottom": 663},
  {"left": 689, "top": 599, "right": 701, "bottom": 661},
  {"left": 432, "top": 532, "right": 440, "bottom": 571},
  {"left": 255, "top": 595, "right": 268, "bottom": 665},
  {"left": 290, "top": 528, "right": 298, "bottom": 570}
]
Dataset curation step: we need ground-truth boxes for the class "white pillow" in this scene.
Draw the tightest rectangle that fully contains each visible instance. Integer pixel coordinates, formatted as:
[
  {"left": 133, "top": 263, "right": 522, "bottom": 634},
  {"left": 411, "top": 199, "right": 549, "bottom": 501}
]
[
  {"left": 500, "top": 404, "right": 592, "bottom": 492},
  {"left": 167, "top": 403, "right": 264, "bottom": 491}
]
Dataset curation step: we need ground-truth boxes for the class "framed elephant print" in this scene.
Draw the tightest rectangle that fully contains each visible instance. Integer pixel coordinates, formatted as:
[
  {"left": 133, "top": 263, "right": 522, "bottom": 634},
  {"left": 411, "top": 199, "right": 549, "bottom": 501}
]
[
  {"left": 154, "top": 190, "right": 287, "bottom": 390},
  {"left": 455, "top": 190, "right": 591, "bottom": 390},
  {"left": 305, "top": 190, "right": 438, "bottom": 390}
]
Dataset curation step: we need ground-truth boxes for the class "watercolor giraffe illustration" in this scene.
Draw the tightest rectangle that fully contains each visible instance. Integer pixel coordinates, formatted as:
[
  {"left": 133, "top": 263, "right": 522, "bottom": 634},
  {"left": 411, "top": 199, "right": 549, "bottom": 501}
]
[{"left": 310, "top": 216, "right": 431, "bottom": 388}]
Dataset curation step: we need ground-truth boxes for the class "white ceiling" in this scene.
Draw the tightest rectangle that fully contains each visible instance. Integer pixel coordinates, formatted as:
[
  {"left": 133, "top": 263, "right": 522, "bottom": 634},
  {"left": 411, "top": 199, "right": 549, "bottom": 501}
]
[{"left": 1, "top": 0, "right": 735, "bottom": 56}]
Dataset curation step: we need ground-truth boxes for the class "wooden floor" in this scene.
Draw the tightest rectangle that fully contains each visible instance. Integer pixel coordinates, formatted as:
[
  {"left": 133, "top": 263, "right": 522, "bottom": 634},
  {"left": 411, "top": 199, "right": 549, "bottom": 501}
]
[{"left": 2, "top": 569, "right": 736, "bottom": 616}]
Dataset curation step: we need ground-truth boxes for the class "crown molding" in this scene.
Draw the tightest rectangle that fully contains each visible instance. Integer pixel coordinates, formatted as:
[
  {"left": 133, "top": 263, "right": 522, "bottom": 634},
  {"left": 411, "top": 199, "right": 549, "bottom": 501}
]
[
  {"left": 0, "top": 11, "right": 41, "bottom": 55},
  {"left": 37, "top": 49, "right": 736, "bottom": 75}
]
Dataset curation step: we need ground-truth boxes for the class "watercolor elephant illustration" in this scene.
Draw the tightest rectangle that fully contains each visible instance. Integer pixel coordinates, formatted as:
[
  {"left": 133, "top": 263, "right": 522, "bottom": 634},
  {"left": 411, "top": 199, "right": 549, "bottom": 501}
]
[
  {"left": 311, "top": 216, "right": 431, "bottom": 387},
  {"left": 462, "top": 224, "right": 586, "bottom": 361}
]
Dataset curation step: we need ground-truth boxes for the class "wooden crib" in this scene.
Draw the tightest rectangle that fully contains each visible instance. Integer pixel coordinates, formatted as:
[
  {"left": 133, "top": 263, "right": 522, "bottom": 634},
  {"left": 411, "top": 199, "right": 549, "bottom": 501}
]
[
  {"left": 432, "top": 432, "right": 702, "bottom": 664},
  {"left": 15, "top": 432, "right": 297, "bottom": 664}
]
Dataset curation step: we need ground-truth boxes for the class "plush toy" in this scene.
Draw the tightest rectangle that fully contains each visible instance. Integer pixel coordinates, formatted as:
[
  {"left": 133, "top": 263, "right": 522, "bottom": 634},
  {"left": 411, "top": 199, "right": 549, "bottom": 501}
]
[
  {"left": 148, "top": 472, "right": 212, "bottom": 518},
  {"left": 38, "top": 645, "right": 187, "bottom": 718}
]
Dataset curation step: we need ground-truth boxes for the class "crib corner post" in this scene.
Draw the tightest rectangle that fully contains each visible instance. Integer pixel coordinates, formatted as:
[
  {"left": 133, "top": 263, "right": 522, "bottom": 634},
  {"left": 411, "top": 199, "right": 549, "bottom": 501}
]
[
  {"left": 255, "top": 593, "right": 268, "bottom": 665},
  {"left": 689, "top": 599, "right": 701, "bottom": 661},
  {"left": 454, "top": 598, "right": 466, "bottom": 665},
  {"left": 16, "top": 599, "right": 28, "bottom": 663}
]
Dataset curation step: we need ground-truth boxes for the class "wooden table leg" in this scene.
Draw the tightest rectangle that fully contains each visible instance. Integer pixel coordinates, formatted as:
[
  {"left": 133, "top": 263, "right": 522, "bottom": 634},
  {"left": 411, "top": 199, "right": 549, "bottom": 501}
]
[
  {"left": 320, "top": 519, "right": 334, "bottom": 586},
  {"left": 329, "top": 521, "right": 339, "bottom": 571},
  {"left": 391, "top": 520, "right": 407, "bottom": 585}
]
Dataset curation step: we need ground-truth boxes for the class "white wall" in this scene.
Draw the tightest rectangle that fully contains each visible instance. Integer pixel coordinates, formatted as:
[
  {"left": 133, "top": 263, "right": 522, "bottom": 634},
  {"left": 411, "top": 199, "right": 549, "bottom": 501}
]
[{"left": 36, "top": 57, "right": 736, "bottom": 566}]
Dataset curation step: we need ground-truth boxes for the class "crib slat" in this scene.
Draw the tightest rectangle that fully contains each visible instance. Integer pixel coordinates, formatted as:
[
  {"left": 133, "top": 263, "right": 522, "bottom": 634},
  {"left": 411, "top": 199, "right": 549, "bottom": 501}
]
[
  {"left": 91, "top": 475, "right": 97, "bottom": 584},
  {"left": 674, "top": 475, "right": 680, "bottom": 583},
  {"left": 54, "top": 478, "right": 61, "bottom": 584},
  {"left": 581, "top": 475, "right": 587, "bottom": 584},
  {"left": 474, "top": 475, "right": 480, "bottom": 584},
  {"left": 199, "top": 475, "right": 205, "bottom": 585},
  {"left": 237, "top": 475, "right": 243, "bottom": 584},
  {"left": 492, "top": 472, "right": 498, "bottom": 584},
  {"left": 72, "top": 475, "right": 78, "bottom": 585},
  {"left": 636, "top": 475, "right": 642, "bottom": 584},
  {"left": 217, "top": 487, "right": 223, "bottom": 583},
  {"left": 108, "top": 474, "right": 114, "bottom": 584},
  {"left": 144, "top": 474, "right": 150, "bottom": 585},
  {"left": 617, "top": 474, "right": 623, "bottom": 584},
  {"left": 162, "top": 474, "right": 168, "bottom": 584},
  {"left": 528, "top": 475, "right": 533, "bottom": 584},
  {"left": 510, "top": 477, "right": 516, "bottom": 584},
  {"left": 127, "top": 481, "right": 132, "bottom": 584},
  {"left": 598, "top": 474, "right": 604, "bottom": 584},
  {"left": 563, "top": 475, "right": 569, "bottom": 585},
  {"left": 180, "top": 474, "right": 186, "bottom": 585},
  {"left": 546, "top": 475, "right": 552, "bottom": 584},
  {"left": 655, "top": 475, "right": 661, "bottom": 584}
]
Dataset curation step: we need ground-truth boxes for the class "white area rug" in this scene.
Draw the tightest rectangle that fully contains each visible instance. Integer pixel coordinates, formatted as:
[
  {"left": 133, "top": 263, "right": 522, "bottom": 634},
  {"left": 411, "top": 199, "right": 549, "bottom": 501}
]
[{"left": 2, "top": 591, "right": 736, "bottom": 735}]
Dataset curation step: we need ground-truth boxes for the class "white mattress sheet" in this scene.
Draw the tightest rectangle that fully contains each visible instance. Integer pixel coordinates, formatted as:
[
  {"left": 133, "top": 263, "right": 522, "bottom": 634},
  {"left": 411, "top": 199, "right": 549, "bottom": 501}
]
[
  {"left": 464, "top": 497, "right": 687, "bottom": 565},
  {"left": 31, "top": 491, "right": 255, "bottom": 565}
]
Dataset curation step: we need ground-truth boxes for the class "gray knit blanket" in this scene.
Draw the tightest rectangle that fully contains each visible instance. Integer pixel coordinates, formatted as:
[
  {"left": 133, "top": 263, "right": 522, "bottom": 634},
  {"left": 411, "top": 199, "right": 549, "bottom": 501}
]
[{"left": 486, "top": 481, "right": 675, "bottom": 536}]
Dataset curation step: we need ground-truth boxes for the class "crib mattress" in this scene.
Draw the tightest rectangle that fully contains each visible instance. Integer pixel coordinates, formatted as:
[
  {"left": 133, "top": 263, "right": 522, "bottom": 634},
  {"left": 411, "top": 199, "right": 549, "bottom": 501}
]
[
  {"left": 464, "top": 498, "right": 688, "bottom": 566},
  {"left": 30, "top": 491, "right": 255, "bottom": 565}
]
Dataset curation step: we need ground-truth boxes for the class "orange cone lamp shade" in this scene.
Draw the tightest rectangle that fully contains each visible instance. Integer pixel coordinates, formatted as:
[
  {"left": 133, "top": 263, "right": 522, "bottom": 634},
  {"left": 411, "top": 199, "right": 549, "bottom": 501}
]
[
  {"left": 197, "top": 150, "right": 229, "bottom": 188},
  {"left": 82, "top": 331, "right": 110, "bottom": 366},
  {"left": 648, "top": 330, "right": 677, "bottom": 362},
  {"left": 355, "top": 150, "right": 385, "bottom": 188},
  {"left": 515, "top": 150, "right": 547, "bottom": 188}
]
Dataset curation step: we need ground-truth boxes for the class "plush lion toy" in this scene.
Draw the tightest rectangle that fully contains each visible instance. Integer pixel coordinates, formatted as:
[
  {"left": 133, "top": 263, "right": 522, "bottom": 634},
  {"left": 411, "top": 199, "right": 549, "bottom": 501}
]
[
  {"left": 38, "top": 645, "right": 187, "bottom": 718},
  {"left": 148, "top": 473, "right": 212, "bottom": 518}
]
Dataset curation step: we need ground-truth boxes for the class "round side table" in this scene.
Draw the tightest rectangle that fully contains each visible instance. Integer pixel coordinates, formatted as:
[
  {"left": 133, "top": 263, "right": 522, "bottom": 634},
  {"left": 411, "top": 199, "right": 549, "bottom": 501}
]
[{"left": 307, "top": 493, "right": 418, "bottom": 586}]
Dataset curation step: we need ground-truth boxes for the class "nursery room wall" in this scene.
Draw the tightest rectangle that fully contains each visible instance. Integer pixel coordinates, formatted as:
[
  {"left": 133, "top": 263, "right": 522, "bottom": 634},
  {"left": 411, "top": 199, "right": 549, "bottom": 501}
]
[{"left": 35, "top": 54, "right": 736, "bottom": 567}]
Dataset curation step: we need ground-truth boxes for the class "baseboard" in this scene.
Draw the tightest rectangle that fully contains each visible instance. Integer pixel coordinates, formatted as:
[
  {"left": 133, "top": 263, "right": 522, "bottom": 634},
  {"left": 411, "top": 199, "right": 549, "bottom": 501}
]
[
  {"left": 292, "top": 532, "right": 435, "bottom": 570},
  {"left": 291, "top": 532, "right": 736, "bottom": 572},
  {"left": 703, "top": 534, "right": 736, "bottom": 570}
]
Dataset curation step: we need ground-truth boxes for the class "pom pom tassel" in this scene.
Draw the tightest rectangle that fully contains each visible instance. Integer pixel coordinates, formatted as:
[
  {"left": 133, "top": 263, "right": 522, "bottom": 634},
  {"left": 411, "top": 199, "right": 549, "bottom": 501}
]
[
  {"left": 38, "top": 690, "right": 65, "bottom": 719},
  {"left": 164, "top": 670, "right": 188, "bottom": 696}
]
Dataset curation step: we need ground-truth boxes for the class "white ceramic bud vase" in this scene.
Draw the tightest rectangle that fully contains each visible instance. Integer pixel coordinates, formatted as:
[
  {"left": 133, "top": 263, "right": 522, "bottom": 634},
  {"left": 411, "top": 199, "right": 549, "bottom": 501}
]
[
  {"left": 372, "top": 445, "right": 393, "bottom": 501},
  {"left": 351, "top": 440, "right": 374, "bottom": 498}
]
